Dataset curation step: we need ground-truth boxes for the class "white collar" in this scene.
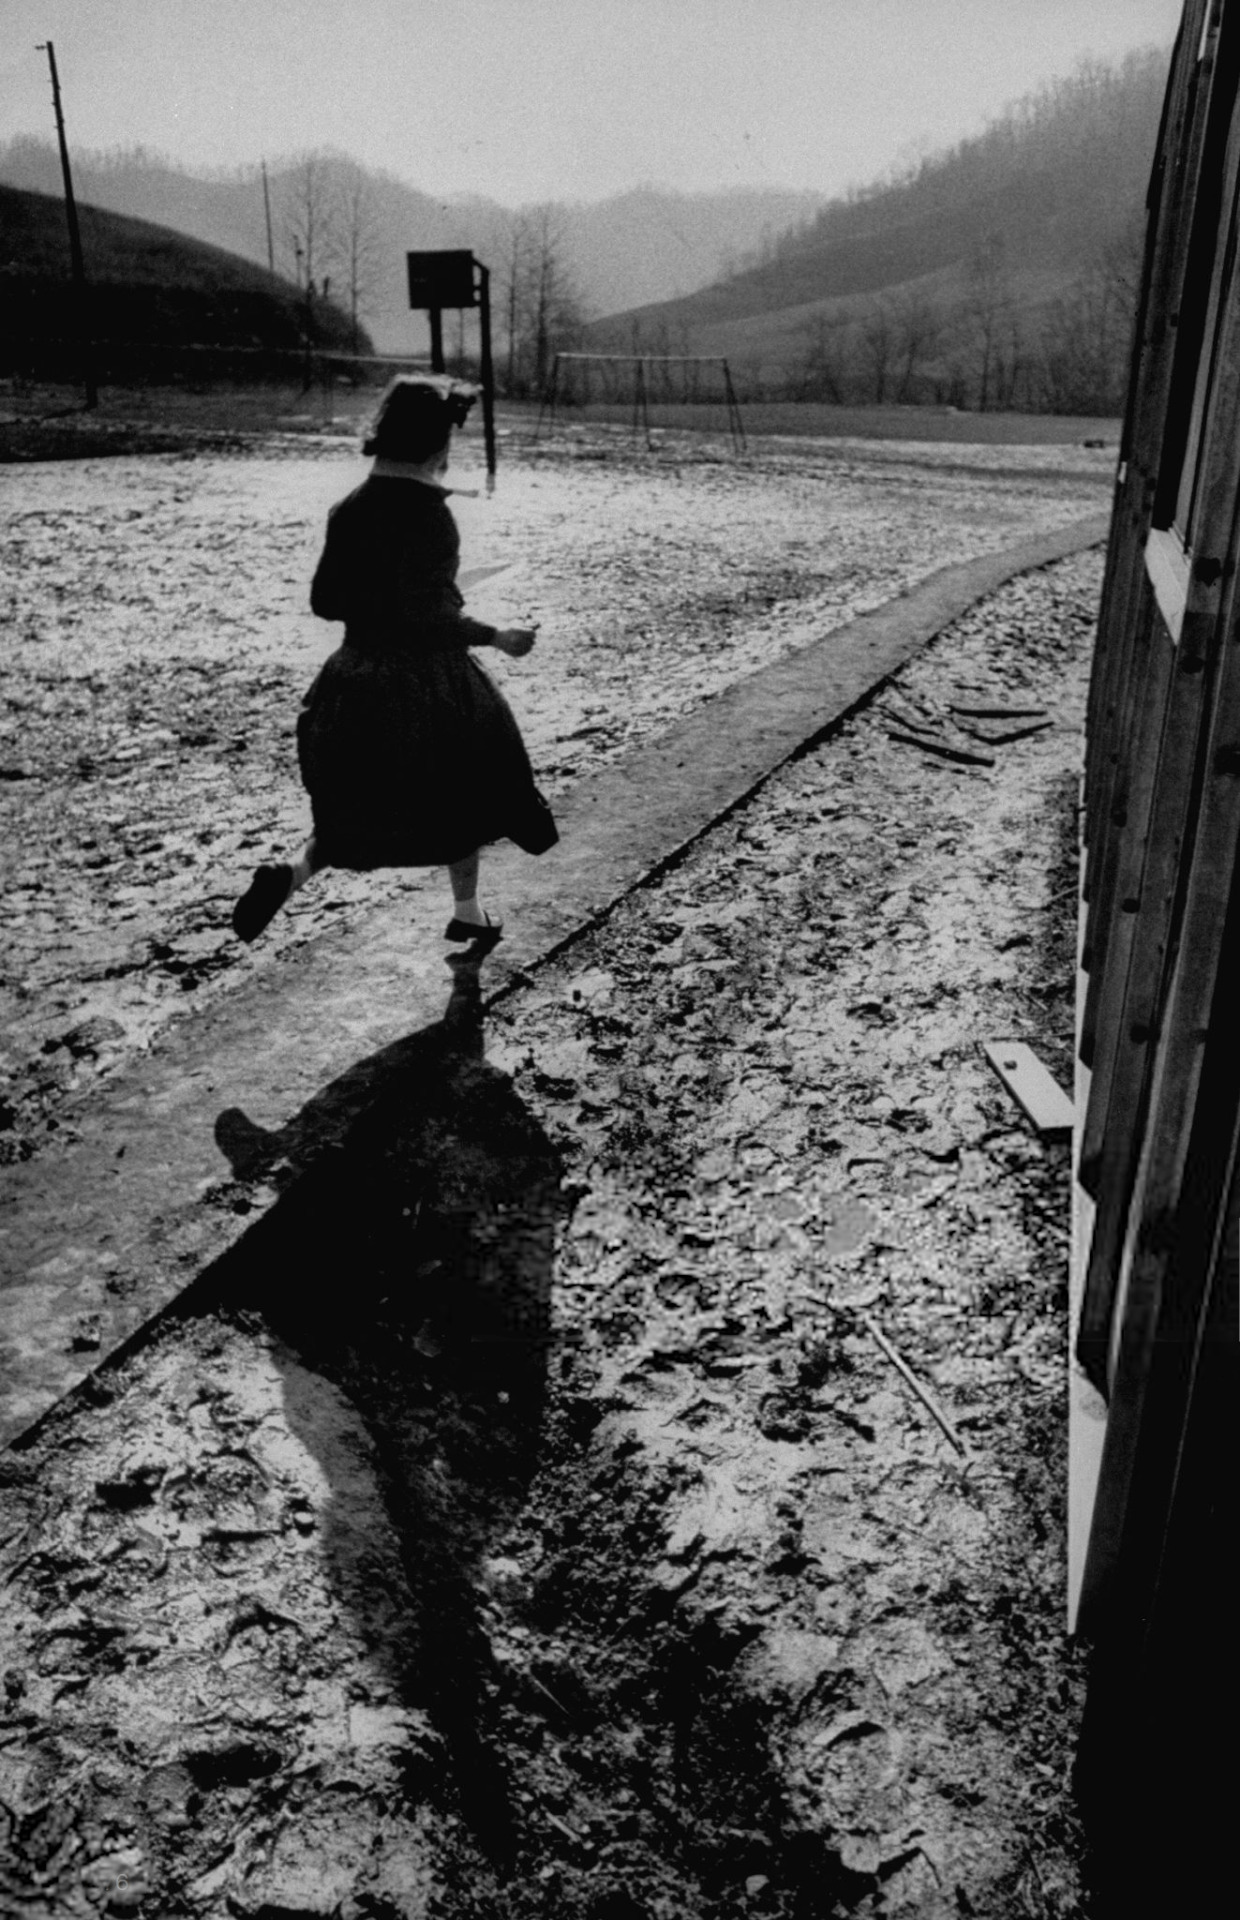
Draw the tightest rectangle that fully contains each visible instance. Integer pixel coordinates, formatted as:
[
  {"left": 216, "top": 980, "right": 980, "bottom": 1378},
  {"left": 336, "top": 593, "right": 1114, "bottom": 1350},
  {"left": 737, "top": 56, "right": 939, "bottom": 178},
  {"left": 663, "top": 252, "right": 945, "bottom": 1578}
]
[{"left": 370, "top": 456, "right": 449, "bottom": 489}]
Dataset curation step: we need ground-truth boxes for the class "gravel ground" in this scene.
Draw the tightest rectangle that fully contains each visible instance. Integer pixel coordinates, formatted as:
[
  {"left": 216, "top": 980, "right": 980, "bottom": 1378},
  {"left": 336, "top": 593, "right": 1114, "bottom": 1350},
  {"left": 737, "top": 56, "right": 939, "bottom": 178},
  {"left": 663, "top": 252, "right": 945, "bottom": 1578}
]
[
  {"left": 0, "top": 424, "right": 1108, "bottom": 1162},
  {"left": 0, "top": 460, "right": 1102, "bottom": 1920}
]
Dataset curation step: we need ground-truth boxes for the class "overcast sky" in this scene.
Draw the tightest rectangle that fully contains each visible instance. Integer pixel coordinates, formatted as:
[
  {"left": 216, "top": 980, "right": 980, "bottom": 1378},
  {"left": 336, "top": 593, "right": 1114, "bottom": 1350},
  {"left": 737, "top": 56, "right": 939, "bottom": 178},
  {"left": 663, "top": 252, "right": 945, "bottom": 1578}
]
[{"left": 3, "top": 0, "right": 1185, "bottom": 206}]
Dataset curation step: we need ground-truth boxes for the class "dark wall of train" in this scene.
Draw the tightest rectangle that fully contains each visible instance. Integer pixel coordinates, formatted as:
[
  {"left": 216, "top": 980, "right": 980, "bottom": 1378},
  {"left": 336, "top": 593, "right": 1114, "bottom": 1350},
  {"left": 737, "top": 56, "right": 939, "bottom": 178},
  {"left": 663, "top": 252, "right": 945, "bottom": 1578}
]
[{"left": 1074, "top": 0, "right": 1239, "bottom": 1910}]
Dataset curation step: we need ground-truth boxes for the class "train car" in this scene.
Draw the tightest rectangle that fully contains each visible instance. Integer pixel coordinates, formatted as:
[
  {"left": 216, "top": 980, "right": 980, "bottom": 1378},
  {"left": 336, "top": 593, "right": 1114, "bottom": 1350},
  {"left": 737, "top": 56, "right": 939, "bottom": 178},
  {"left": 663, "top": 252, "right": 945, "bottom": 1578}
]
[{"left": 1071, "top": 0, "right": 1238, "bottom": 1904}]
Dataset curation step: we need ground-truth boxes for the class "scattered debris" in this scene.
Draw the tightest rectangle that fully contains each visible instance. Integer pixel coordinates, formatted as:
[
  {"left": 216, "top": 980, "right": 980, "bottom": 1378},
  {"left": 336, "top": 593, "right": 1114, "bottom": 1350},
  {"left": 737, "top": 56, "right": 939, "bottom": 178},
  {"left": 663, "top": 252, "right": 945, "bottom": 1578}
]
[
  {"left": 883, "top": 726, "right": 996, "bottom": 767},
  {"left": 956, "top": 717, "right": 1055, "bottom": 746},
  {"left": 948, "top": 703, "right": 1050, "bottom": 720}
]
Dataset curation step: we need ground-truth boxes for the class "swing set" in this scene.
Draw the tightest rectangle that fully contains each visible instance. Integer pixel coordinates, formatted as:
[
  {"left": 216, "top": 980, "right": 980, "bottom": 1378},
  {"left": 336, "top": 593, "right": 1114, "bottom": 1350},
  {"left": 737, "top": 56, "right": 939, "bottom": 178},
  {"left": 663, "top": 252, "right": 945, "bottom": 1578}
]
[{"left": 535, "top": 352, "right": 747, "bottom": 453}]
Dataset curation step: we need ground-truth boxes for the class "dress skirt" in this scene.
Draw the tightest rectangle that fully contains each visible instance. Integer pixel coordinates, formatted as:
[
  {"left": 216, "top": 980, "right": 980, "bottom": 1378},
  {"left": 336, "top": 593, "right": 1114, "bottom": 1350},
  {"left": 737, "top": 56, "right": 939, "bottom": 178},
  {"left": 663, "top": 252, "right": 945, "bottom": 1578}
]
[{"left": 296, "top": 636, "right": 558, "bottom": 871}]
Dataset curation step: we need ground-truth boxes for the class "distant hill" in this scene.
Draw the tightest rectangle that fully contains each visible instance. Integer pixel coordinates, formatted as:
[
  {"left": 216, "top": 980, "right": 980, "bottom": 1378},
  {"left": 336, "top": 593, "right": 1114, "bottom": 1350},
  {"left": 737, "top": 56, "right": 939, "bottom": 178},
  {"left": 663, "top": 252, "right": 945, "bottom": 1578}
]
[
  {"left": 0, "top": 181, "right": 365, "bottom": 375},
  {"left": 0, "top": 139, "right": 822, "bottom": 353},
  {"left": 584, "top": 50, "right": 1171, "bottom": 413}
]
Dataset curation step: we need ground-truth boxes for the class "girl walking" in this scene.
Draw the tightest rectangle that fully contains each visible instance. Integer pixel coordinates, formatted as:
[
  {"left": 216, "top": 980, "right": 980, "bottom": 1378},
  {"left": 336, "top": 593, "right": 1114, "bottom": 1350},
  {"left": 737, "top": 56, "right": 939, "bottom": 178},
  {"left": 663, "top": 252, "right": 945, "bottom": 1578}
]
[{"left": 232, "top": 375, "right": 557, "bottom": 949}]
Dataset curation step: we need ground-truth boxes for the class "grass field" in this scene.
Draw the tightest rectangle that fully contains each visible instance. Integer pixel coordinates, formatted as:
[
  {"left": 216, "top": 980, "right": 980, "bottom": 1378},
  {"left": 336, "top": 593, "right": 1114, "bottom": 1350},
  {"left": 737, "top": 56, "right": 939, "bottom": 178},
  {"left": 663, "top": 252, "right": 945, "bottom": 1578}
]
[
  {"left": 1, "top": 379, "right": 1121, "bottom": 460},
  {"left": 529, "top": 397, "right": 1121, "bottom": 446}
]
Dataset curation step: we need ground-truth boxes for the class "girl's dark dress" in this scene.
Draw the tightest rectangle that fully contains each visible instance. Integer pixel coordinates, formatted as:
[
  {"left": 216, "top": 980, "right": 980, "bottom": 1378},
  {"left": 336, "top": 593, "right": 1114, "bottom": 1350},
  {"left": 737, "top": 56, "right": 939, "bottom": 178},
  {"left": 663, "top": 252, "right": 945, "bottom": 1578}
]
[{"left": 296, "top": 475, "right": 557, "bottom": 870}]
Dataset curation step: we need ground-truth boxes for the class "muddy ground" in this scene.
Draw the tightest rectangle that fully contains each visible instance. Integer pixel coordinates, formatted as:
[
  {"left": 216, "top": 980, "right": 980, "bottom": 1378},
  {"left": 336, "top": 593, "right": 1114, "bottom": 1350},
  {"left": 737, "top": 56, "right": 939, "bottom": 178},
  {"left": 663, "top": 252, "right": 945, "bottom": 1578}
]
[{"left": 1, "top": 424, "right": 1106, "bottom": 1917}]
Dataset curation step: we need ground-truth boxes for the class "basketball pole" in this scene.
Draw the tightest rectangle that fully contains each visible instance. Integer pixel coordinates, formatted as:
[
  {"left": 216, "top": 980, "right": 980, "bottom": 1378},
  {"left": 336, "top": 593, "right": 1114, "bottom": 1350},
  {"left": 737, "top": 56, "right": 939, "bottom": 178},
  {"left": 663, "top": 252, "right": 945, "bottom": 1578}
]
[{"left": 477, "top": 262, "right": 497, "bottom": 490}]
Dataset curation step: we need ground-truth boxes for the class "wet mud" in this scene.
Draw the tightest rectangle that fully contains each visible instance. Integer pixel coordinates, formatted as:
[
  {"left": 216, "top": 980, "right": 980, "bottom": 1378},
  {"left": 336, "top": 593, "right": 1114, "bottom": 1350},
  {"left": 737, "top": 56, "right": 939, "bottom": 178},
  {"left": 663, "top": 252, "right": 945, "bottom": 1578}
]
[{"left": 1, "top": 496, "right": 1101, "bottom": 1918}]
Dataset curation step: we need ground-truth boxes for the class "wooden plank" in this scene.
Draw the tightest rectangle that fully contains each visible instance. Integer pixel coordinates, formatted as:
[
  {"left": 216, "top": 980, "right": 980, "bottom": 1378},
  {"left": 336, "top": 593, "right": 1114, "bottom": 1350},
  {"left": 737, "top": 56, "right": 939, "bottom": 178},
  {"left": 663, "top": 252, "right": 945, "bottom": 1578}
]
[
  {"left": 956, "top": 717, "right": 1054, "bottom": 745},
  {"left": 1085, "top": 488, "right": 1139, "bottom": 791},
  {"left": 878, "top": 697, "right": 940, "bottom": 733},
  {"left": 883, "top": 727, "right": 995, "bottom": 767},
  {"left": 983, "top": 1041, "right": 1075, "bottom": 1134},
  {"left": 1080, "top": 594, "right": 1172, "bottom": 1060},
  {"left": 1084, "top": 497, "right": 1153, "bottom": 912},
  {"left": 948, "top": 703, "right": 1048, "bottom": 720}
]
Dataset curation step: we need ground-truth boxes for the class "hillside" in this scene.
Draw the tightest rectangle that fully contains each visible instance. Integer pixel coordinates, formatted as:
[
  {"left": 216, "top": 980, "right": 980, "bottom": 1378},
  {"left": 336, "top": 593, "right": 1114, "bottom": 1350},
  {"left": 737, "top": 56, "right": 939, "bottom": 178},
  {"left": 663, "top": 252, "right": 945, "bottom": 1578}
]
[
  {"left": 584, "top": 50, "right": 1170, "bottom": 413},
  {"left": 0, "top": 140, "right": 823, "bottom": 354},
  {"left": 0, "top": 182, "right": 364, "bottom": 374}
]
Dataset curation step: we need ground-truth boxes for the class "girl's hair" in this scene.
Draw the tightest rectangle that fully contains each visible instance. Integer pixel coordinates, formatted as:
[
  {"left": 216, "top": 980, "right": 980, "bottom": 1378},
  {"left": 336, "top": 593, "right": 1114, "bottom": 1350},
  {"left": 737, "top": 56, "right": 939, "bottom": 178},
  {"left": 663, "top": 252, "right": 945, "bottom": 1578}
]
[{"left": 363, "top": 375, "right": 478, "bottom": 462}]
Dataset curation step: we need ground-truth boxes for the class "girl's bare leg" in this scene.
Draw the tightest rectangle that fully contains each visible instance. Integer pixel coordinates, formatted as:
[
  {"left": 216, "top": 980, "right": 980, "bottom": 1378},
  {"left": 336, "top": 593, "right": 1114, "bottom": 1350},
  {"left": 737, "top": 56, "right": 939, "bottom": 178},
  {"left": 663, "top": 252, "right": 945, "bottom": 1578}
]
[
  {"left": 447, "top": 850, "right": 485, "bottom": 925},
  {"left": 445, "top": 850, "right": 501, "bottom": 945},
  {"left": 448, "top": 850, "right": 480, "bottom": 910},
  {"left": 289, "top": 835, "right": 322, "bottom": 895}
]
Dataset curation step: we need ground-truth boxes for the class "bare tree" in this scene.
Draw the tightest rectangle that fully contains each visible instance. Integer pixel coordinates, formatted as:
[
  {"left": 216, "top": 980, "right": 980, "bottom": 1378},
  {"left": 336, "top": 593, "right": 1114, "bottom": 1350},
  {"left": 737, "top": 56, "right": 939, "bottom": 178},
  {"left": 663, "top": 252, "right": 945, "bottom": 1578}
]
[
  {"left": 335, "top": 163, "right": 383, "bottom": 356},
  {"left": 282, "top": 153, "right": 337, "bottom": 296},
  {"left": 962, "top": 234, "right": 1013, "bottom": 409},
  {"left": 994, "top": 302, "right": 1028, "bottom": 411},
  {"left": 485, "top": 206, "right": 589, "bottom": 396},
  {"left": 496, "top": 212, "right": 532, "bottom": 393},
  {"left": 797, "top": 309, "right": 852, "bottom": 402},
  {"left": 891, "top": 286, "right": 942, "bottom": 402},
  {"left": 858, "top": 296, "right": 896, "bottom": 403},
  {"left": 523, "top": 205, "right": 587, "bottom": 394},
  {"left": 1101, "top": 208, "right": 1146, "bottom": 351},
  {"left": 1037, "top": 262, "right": 1130, "bottom": 414}
]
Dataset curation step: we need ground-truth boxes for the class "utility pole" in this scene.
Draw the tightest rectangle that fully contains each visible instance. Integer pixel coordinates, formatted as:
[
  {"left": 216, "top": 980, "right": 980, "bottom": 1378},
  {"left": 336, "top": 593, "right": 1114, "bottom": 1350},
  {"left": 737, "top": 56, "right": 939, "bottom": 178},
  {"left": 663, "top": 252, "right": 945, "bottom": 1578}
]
[
  {"left": 37, "top": 40, "right": 97, "bottom": 408},
  {"left": 261, "top": 159, "right": 275, "bottom": 273}
]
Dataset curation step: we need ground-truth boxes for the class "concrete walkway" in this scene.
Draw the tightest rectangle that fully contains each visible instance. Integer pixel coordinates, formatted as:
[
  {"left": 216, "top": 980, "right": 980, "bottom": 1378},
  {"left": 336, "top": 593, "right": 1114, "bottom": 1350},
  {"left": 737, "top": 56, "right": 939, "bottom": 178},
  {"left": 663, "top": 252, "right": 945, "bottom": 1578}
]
[{"left": 0, "top": 511, "right": 1109, "bottom": 1447}]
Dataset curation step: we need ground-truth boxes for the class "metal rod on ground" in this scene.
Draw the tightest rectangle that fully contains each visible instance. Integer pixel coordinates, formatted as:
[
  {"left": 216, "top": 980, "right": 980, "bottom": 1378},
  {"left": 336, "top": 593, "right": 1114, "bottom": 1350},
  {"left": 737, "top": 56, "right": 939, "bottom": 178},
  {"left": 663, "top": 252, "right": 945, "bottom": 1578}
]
[
  {"left": 860, "top": 1312, "right": 968, "bottom": 1455},
  {"left": 38, "top": 40, "right": 96, "bottom": 409}
]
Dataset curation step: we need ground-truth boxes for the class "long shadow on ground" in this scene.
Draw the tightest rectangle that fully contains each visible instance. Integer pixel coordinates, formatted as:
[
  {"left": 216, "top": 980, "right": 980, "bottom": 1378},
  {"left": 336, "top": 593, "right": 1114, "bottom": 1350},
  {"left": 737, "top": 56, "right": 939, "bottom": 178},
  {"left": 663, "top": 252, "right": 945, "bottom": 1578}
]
[
  {"left": 197, "top": 958, "right": 888, "bottom": 1917},
  {"left": 211, "top": 954, "right": 566, "bottom": 1869}
]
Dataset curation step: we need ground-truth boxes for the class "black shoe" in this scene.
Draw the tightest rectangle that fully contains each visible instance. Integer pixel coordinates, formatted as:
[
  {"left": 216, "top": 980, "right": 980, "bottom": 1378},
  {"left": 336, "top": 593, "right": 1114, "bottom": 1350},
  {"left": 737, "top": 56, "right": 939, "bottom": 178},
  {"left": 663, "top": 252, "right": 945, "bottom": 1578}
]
[
  {"left": 444, "top": 909, "right": 503, "bottom": 950},
  {"left": 232, "top": 863, "right": 293, "bottom": 943}
]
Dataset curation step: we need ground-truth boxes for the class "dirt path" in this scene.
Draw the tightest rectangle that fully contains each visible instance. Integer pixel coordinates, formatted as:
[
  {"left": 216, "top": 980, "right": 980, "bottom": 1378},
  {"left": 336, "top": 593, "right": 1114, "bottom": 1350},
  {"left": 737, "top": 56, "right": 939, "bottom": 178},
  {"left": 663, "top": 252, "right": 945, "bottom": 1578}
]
[{"left": 0, "top": 541, "right": 1098, "bottom": 1919}]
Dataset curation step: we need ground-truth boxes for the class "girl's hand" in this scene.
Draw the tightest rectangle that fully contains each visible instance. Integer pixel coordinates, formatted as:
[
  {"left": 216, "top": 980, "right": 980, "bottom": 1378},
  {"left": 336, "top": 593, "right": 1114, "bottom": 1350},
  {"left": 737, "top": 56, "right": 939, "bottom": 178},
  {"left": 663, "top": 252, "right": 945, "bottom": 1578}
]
[{"left": 497, "top": 626, "right": 537, "bottom": 658}]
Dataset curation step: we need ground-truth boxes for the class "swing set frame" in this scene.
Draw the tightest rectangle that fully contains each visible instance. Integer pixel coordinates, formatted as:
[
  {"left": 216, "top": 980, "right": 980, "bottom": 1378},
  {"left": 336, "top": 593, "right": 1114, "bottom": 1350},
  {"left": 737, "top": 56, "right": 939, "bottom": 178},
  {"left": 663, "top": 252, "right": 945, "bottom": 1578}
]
[{"left": 535, "top": 352, "right": 747, "bottom": 452}]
